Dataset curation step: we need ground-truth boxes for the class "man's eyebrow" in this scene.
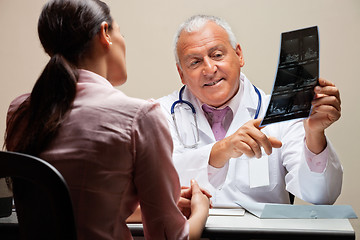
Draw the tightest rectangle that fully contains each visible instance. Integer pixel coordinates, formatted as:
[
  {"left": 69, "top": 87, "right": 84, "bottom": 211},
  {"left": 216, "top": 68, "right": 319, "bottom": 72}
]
[
  {"left": 208, "top": 45, "right": 226, "bottom": 53},
  {"left": 183, "top": 53, "right": 201, "bottom": 62},
  {"left": 182, "top": 44, "right": 226, "bottom": 62}
]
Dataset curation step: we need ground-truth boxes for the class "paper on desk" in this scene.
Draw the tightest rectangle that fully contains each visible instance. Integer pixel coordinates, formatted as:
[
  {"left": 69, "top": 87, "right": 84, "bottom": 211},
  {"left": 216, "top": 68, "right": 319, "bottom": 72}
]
[
  {"left": 236, "top": 200, "right": 358, "bottom": 219},
  {"left": 209, "top": 207, "right": 245, "bottom": 216},
  {"left": 235, "top": 200, "right": 264, "bottom": 218}
]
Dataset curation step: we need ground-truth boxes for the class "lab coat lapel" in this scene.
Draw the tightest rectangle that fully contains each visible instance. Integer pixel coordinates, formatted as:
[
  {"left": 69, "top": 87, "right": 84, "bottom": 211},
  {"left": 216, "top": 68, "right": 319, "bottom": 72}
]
[{"left": 226, "top": 76, "right": 262, "bottom": 136}]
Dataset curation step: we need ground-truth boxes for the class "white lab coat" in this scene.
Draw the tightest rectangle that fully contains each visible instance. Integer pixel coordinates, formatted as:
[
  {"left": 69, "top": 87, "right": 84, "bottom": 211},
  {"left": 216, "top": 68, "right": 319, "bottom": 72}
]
[{"left": 158, "top": 73, "right": 343, "bottom": 206}]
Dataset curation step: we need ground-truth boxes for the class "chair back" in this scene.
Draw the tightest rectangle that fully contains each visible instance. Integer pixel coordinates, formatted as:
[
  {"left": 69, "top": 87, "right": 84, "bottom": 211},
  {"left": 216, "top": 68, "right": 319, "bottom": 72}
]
[{"left": 0, "top": 151, "right": 77, "bottom": 240}]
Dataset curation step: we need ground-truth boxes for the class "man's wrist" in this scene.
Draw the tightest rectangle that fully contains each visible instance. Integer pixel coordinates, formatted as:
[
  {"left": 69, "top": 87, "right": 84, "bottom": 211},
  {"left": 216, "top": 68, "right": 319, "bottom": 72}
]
[
  {"left": 209, "top": 139, "right": 231, "bottom": 168},
  {"left": 305, "top": 130, "right": 326, "bottom": 154}
]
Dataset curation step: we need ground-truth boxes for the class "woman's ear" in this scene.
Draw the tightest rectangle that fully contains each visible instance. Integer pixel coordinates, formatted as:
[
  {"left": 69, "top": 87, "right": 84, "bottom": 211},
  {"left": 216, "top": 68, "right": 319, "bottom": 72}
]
[{"left": 99, "top": 21, "right": 112, "bottom": 47}]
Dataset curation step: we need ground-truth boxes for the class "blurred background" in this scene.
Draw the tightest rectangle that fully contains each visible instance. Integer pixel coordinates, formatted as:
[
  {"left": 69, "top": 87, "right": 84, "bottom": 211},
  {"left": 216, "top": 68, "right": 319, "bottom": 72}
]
[{"left": 0, "top": 0, "right": 359, "bottom": 234}]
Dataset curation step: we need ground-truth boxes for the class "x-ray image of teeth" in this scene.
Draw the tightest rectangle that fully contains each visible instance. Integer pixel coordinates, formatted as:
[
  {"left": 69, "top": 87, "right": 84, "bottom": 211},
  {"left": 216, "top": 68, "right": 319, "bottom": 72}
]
[{"left": 260, "top": 26, "right": 319, "bottom": 126}]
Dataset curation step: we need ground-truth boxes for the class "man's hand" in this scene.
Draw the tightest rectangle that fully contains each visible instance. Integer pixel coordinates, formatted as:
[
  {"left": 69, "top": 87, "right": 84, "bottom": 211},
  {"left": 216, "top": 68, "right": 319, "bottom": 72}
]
[
  {"left": 304, "top": 78, "right": 341, "bottom": 153},
  {"left": 209, "top": 118, "right": 282, "bottom": 168}
]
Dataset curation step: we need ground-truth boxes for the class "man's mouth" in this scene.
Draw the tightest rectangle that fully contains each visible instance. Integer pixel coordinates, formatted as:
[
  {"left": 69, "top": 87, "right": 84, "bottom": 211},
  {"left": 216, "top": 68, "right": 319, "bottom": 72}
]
[{"left": 204, "top": 78, "right": 224, "bottom": 87}]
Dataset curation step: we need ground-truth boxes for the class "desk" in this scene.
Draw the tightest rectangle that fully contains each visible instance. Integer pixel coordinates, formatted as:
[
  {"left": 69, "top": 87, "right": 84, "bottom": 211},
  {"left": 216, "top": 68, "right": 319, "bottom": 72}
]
[
  {"left": 129, "top": 211, "right": 355, "bottom": 239},
  {"left": 0, "top": 211, "right": 355, "bottom": 240}
]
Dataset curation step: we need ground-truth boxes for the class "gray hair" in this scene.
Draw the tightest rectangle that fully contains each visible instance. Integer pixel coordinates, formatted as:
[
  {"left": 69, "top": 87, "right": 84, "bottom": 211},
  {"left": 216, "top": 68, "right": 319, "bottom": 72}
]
[{"left": 174, "top": 15, "right": 238, "bottom": 66}]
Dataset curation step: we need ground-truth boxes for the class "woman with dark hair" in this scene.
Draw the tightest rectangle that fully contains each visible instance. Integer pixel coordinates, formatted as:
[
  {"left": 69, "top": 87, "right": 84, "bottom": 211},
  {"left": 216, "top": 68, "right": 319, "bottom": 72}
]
[{"left": 5, "top": 0, "right": 209, "bottom": 239}]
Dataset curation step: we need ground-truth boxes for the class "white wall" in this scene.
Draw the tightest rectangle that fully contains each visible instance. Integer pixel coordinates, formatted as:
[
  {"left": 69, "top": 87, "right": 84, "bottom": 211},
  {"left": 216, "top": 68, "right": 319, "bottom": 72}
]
[{"left": 1, "top": 0, "right": 359, "bottom": 232}]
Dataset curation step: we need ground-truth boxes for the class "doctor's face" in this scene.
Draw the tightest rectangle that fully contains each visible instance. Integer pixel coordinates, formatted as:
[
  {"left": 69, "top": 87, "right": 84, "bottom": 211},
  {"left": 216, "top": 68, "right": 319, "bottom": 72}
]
[{"left": 176, "top": 21, "right": 244, "bottom": 108}]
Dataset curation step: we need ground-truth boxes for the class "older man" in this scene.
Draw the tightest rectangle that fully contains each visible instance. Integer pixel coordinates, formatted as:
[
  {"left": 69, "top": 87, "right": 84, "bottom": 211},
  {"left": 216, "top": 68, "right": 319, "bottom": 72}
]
[{"left": 158, "top": 15, "right": 343, "bottom": 206}]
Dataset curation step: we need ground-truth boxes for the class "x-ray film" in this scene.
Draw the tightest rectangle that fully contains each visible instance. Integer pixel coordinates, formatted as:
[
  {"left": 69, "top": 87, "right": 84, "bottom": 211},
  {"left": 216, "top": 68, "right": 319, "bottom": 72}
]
[{"left": 260, "top": 26, "right": 319, "bottom": 126}]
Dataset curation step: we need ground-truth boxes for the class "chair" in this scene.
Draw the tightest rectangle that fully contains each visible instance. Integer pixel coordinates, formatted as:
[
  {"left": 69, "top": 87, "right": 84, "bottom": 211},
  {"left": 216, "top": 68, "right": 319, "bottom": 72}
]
[
  {"left": 0, "top": 151, "right": 77, "bottom": 240},
  {"left": 0, "top": 178, "right": 12, "bottom": 218}
]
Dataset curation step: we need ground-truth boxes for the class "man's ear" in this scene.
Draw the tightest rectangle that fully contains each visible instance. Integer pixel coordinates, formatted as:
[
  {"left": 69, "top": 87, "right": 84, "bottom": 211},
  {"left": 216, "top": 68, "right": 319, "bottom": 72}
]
[
  {"left": 176, "top": 63, "right": 186, "bottom": 85},
  {"left": 235, "top": 43, "right": 245, "bottom": 67},
  {"left": 99, "top": 21, "right": 112, "bottom": 47}
]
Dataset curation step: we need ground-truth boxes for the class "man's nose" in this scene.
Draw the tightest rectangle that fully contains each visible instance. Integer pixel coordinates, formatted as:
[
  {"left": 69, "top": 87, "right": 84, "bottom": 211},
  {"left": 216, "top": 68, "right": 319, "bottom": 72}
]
[{"left": 202, "top": 57, "right": 217, "bottom": 76}]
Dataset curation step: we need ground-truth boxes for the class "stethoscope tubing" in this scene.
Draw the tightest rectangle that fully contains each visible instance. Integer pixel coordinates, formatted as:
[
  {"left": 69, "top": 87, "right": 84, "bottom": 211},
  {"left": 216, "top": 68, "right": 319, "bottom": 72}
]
[
  {"left": 253, "top": 85, "right": 261, "bottom": 120},
  {"left": 170, "top": 86, "right": 195, "bottom": 114},
  {"left": 171, "top": 85, "right": 261, "bottom": 119}
]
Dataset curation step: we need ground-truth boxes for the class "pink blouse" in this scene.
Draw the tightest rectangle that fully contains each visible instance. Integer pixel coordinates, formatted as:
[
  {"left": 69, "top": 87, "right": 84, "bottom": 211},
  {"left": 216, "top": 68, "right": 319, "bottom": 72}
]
[{"left": 7, "top": 69, "right": 188, "bottom": 240}]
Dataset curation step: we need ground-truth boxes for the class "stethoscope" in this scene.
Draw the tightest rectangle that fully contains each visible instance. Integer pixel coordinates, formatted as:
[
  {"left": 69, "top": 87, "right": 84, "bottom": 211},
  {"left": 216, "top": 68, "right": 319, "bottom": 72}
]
[{"left": 171, "top": 85, "right": 262, "bottom": 148}]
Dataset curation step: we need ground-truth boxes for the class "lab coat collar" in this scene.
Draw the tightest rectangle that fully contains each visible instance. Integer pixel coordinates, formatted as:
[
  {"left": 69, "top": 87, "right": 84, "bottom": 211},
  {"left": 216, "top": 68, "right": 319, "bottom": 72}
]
[
  {"left": 226, "top": 73, "right": 263, "bottom": 136},
  {"left": 240, "top": 73, "right": 263, "bottom": 118},
  {"left": 182, "top": 72, "right": 263, "bottom": 141}
]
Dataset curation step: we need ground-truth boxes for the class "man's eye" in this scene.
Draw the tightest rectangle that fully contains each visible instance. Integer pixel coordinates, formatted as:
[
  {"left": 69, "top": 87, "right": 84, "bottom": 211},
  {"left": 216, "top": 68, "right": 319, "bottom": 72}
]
[
  {"left": 213, "top": 52, "right": 224, "bottom": 59},
  {"left": 189, "top": 60, "right": 200, "bottom": 67}
]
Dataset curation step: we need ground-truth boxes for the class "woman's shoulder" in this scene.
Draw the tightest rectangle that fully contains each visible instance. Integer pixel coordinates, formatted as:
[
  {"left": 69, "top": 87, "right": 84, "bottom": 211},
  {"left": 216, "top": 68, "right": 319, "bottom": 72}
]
[
  {"left": 10, "top": 93, "right": 30, "bottom": 105},
  {"left": 8, "top": 93, "right": 30, "bottom": 114},
  {"left": 106, "top": 90, "right": 160, "bottom": 113},
  {"left": 84, "top": 88, "right": 163, "bottom": 124},
  {"left": 122, "top": 96, "right": 163, "bottom": 122}
]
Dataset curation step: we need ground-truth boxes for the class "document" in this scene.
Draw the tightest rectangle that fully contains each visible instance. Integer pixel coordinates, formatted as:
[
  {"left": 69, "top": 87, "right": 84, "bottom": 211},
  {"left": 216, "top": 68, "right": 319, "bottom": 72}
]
[
  {"left": 236, "top": 200, "right": 358, "bottom": 219},
  {"left": 261, "top": 26, "right": 319, "bottom": 127}
]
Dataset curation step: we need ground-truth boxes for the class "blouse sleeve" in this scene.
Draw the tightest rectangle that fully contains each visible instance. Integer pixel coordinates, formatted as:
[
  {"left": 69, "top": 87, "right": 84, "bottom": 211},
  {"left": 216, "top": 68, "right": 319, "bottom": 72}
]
[
  {"left": 132, "top": 101, "right": 189, "bottom": 240},
  {"left": 6, "top": 94, "right": 30, "bottom": 124},
  {"left": 5, "top": 94, "right": 30, "bottom": 151}
]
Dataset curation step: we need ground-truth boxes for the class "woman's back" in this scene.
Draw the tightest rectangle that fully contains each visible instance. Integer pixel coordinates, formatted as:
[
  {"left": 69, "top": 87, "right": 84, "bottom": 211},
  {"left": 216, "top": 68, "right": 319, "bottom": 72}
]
[{"left": 8, "top": 70, "right": 188, "bottom": 239}]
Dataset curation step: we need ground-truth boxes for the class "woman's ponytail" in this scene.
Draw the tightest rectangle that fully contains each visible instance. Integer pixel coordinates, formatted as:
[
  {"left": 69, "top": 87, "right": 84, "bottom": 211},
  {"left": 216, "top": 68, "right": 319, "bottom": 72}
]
[{"left": 5, "top": 54, "right": 78, "bottom": 155}]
